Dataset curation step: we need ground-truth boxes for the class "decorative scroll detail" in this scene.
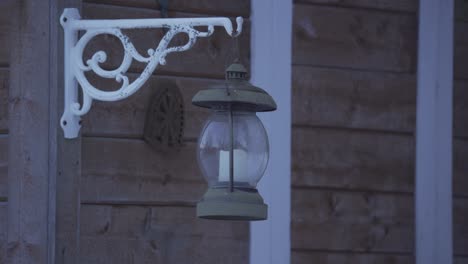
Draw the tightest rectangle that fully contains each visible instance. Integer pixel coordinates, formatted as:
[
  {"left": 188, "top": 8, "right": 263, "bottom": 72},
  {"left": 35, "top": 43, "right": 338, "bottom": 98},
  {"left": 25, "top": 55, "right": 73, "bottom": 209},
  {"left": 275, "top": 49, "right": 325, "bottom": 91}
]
[
  {"left": 59, "top": 8, "right": 243, "bottom": 138},
  {"left": 71, "top": 25, "right": 213, "bottom": 115}
]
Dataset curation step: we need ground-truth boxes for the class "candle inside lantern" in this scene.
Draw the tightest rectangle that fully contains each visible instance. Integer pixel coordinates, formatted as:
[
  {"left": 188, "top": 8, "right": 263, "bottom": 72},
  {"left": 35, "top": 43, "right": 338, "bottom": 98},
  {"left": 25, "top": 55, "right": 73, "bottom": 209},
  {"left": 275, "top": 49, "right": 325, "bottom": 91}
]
[{"left": 218, "top": 149, "right": 248, "bottom": 182}]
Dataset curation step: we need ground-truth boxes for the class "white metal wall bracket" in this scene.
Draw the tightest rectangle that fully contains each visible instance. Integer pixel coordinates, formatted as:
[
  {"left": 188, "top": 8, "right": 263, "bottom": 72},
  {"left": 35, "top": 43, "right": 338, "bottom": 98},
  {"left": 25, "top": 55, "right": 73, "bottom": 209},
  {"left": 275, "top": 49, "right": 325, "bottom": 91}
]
[{"left": 60, "top": 8, "right": 243, "bottom": 138}]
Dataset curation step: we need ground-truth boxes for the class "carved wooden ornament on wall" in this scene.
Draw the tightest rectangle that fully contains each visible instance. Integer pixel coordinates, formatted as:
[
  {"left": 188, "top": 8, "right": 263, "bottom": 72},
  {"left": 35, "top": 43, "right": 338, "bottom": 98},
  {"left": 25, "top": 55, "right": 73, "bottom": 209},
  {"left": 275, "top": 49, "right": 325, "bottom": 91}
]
[{"left": 143, "top": 80, "right": 184, "bottom": 152}]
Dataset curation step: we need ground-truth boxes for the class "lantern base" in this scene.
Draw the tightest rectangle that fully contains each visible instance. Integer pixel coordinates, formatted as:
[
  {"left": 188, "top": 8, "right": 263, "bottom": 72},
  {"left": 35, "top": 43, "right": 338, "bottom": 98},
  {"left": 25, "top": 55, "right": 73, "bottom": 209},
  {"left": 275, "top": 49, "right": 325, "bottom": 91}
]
[{"left": 197, "top": 187, "right": 267, "bottom": 221}]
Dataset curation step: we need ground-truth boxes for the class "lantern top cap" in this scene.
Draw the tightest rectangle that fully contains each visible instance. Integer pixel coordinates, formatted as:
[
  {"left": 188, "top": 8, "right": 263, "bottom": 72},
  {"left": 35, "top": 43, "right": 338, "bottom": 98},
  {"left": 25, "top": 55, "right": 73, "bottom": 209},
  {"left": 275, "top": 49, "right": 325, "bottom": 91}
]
[
  {"left": 191, "top": 62, "right": 277, "bottom": 112},
  {"left": 226, "top": 63, "right": 248, "bottom": 80}
]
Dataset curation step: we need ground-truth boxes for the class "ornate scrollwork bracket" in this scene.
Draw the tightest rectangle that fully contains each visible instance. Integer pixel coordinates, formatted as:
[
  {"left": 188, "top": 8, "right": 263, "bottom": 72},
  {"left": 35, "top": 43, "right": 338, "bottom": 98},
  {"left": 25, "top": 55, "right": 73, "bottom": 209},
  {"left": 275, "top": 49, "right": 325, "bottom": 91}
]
[{"left": 60, "top": 8, "right": 243, "bottom": 138}]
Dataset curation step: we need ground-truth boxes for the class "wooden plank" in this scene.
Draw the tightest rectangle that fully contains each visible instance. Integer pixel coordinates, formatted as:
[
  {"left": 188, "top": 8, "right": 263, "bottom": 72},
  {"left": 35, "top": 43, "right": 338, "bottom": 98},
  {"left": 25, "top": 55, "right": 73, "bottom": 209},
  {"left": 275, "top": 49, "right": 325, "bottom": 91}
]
[
  {"left": 0, "top": 137, "right": 8, "bottom": 199},
  {"left": 6, "top": 2, "right": 82, "bottom": 263},
  {"left": 55, "top": 137, "right": 81, "bottom": 264},
  {"left": 8, "top": 1, "right": 55, "bottom": 262},
  {"left": 83, "top": 0, "right": 250, "bottom": 17},
  {"left": 81, "top": 137, "right": 205, "bottom": 203},
  {"left": 455, "top": 0, "right": 468, "bottom": 22},
  {"left": 456, "top": 258, "right": 468, "bottom": 264},
  {"left": 294, "top": 0, "right": 417, "bottom": 12},
  {"left": 292, "top": 189, "right": 468, "bottom": 255},
  {"left": 292, "top": 189, "right": 414, "bottom": 253},
  {"left": 53, "top": 2, "right": 82, "bottom": 264},
  {"left": 82, "top": 3, "right": 251, "bottom": 79},
  {"left": 454, "top": 198, "right": 468, "bottom": 256},
  {"left": 292, "top": 4, "right": 417, "bottom": 72},
  {"left": 292, "top": 128, "right": 414, "bottom": 193},
  {"left": 293, "top": 68, "right": 468, "bottom": 137},
  {"left": 454, "top": 139, "right": 468, "bottom": 197},
  {"left": 454, "top": 80, "right": 468, "bottom": 138},
  {"left": 454, "top": 21, "right": 468, "bottom": 80},
  {"left": 0, "top": 69, "right": 8, "bottom": 132},
  {"left": 0, "top": 71, "right": 14, "bottom": 198},
  {"left": 0, "top": 203, "right": 7, "bottom": 264},
  {"left": 80, "top": 205, "right": 249, "bottom": 263},
  {"left": 293, "top": 253, "right": 467, "bottom": 264},
  {"left": 82, "top": 74, "right": 211, "bottom": 139},
  {"left": 292, "top": 66, "right": 416, "bottom": 133},
  {"left": 292, "top": 128, "right": 468, "bottom": 196},
  {"left": 0, "top": 1, "right": 17, "bottom": 66},
  {"left": 292, "top": 251, "right": 413, "bottom": 264}
]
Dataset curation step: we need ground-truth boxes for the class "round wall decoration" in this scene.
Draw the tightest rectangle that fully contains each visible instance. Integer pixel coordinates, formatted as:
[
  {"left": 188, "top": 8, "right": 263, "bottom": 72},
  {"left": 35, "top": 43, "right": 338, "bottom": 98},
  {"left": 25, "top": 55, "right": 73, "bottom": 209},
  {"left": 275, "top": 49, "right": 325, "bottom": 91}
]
[{"left": 143, "top": 79, "right": 184, "bottom": 152}]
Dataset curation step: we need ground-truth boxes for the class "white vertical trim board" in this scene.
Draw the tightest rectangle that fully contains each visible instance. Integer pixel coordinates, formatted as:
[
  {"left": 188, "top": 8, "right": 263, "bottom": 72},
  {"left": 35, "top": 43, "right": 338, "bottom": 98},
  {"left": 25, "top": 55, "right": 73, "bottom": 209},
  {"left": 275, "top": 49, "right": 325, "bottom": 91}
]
[
  {"left": 415, "top": 1, "right": 454, "bottom": 264},
  {"left": 250, "top": 0, "right": 292, "bottom": 263}
]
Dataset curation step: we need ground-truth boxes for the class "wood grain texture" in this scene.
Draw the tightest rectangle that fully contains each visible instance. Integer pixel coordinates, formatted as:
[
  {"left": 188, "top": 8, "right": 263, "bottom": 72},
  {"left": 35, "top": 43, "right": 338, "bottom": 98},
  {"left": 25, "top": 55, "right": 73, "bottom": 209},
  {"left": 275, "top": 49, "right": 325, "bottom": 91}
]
[
  {"left": 8, "top": 1, "right": 54, "bottom": 262},
  {"left": 81, "top": 137, "right": 205, "bottom": 204},
  {"left": 293, "top": 4, "right": 417, "bottom": 72},
  {"left": 82, "top": 3, "right": 250, "bottom": 79},
  {"left": 292, "top": 189, "right": 468, "bottom": 255},
  {"left": 290, "top": 1, "right": 467, "bottom": 262},
  {"left": 454, "top": 80, "right": 468, "bottom": 138},
  {"left": 0, "top": 0, "right": 17, "bottom": 66},
  {"left": 80, "top": 205, "right": 249, "bottom": 263},
  {"left": 456, "top": 258, "right": 468, "bottom": 264},
  {"left": 292, "top": 128, "right": 468, "bottom": 196},
  {"left": 294, "top": 0, "right": 417, "bottom": 12},
  {"left": 82, "top": 74, "right": 211, "bottom": 139},
  {"left": 0, "top": 203, "right": 6, "bottom": 263},
  {"left": 56, "top": 136, "right": 82, "bottom": 264},
  {"left": 292, "top": 127, "right": 414, "bottom": 193},
  {"left": 292, "top": 251, "right": 468, "bottom": 264},
  {"left": 0, "top": 137, "right": 7, "bottom": 199},
  {"left": 292, "top": 251, "right": 413, "bottom": 264},
  {"left": 54, "top": 1, "right": 82, "bottom": 263},
  {"left": 454, "top": 198, "right": 468, "bottom": 256},
  {"left": 456, "top": 0, "right": 468, "bottom": 22},
  {"left": 454, "top": 140, "right": 468, "bottom": 198},
  {"left": 455, "top": 21, "right": 468, "bottom": 80},
  {"left": 292, "top": 189, "right": 414, "bottom": 252},
  {"left": 292, "top": 67, "right": 468, "bottom": 137},
  {"left": 83, "top": 0, "right": 250, "bottom": 17},
  {"left": 0, "top": 70, "right": 8, "bottom": 133},
  {"left": 292, "top": 66, "right": 416, "bottom": 133}
]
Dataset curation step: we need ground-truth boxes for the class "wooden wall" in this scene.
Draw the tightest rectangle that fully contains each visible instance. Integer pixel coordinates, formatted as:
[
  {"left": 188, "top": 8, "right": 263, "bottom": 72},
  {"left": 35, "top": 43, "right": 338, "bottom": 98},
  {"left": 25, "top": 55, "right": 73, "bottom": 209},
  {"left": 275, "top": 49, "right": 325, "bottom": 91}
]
[
  {"left": 79, "top": 1, "right": 251, "bottom": 263},
  {"left": 292, "top": 1, "right": 468, "bottom": 263},
  {"left": 454, "top": 2, "right": 468, "bottom": 263},
  {"left": 0, "top": 0, "right": 465, "bottom": 263},
  {"left": 0, "top": 0, "right": 15, "bottom": 262}
]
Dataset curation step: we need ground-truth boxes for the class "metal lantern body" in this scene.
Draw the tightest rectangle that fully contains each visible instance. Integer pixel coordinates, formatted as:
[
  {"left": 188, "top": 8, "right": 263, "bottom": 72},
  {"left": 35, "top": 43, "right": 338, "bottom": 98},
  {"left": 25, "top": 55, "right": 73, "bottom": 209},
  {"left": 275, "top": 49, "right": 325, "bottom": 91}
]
[{"left": 192, "top": 63, "right": 276, "bottom": 221}]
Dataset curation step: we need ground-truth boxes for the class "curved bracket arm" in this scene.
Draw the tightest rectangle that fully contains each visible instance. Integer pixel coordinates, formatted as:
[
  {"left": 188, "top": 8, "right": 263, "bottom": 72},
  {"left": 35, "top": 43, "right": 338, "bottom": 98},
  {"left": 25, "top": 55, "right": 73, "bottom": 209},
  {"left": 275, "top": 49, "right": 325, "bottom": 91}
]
[{"left": 60, "top": 8, "right": 243, "bottom": 138}]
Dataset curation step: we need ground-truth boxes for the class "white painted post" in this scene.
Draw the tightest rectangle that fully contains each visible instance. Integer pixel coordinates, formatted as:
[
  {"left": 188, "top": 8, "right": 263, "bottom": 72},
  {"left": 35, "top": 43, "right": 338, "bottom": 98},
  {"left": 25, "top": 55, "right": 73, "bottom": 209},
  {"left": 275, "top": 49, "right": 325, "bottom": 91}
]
[
  {"left": 415, "top": 1, "right": 454, "bottom": 264},
  {"left": 250, "top": 0, "right": 292, "bottom": 263}
]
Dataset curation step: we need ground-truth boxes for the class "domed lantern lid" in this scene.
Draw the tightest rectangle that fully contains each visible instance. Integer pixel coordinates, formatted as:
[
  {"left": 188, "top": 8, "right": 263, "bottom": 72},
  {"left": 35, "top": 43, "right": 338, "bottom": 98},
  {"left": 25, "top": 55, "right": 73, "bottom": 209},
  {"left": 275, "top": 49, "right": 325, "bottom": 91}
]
[{"left": 191, "top": 63, "right": 277, "bottom": 112}]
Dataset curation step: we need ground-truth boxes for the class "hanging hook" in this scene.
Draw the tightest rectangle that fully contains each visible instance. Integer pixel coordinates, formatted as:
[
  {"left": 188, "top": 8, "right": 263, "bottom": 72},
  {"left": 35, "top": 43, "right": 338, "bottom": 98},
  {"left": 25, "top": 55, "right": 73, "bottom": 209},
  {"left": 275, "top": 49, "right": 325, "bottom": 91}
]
[
  {"left": 232, "top": 17, "right": 243, "bottom": 37},
  {"left": 219, "top": 16, "right": 243, "bottom": 38}
]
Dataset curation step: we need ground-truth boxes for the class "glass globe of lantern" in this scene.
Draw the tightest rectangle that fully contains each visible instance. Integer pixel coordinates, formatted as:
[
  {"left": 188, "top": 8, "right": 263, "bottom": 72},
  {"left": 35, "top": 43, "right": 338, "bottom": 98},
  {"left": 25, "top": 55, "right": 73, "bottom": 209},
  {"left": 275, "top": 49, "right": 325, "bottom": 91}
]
[
  {"left": 197, "top": 110, "right": 269, "bottom": 189},
  {"left": 192, "top": 63, "right": 277, "bottom": 221}
]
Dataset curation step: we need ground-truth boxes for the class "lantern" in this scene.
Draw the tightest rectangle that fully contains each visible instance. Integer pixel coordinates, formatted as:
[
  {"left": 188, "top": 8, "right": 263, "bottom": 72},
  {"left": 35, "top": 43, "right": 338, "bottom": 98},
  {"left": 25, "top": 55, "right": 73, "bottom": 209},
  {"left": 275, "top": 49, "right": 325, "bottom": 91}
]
[{"left": 192, "top": 63, "right": 277, "bottom": 221}]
